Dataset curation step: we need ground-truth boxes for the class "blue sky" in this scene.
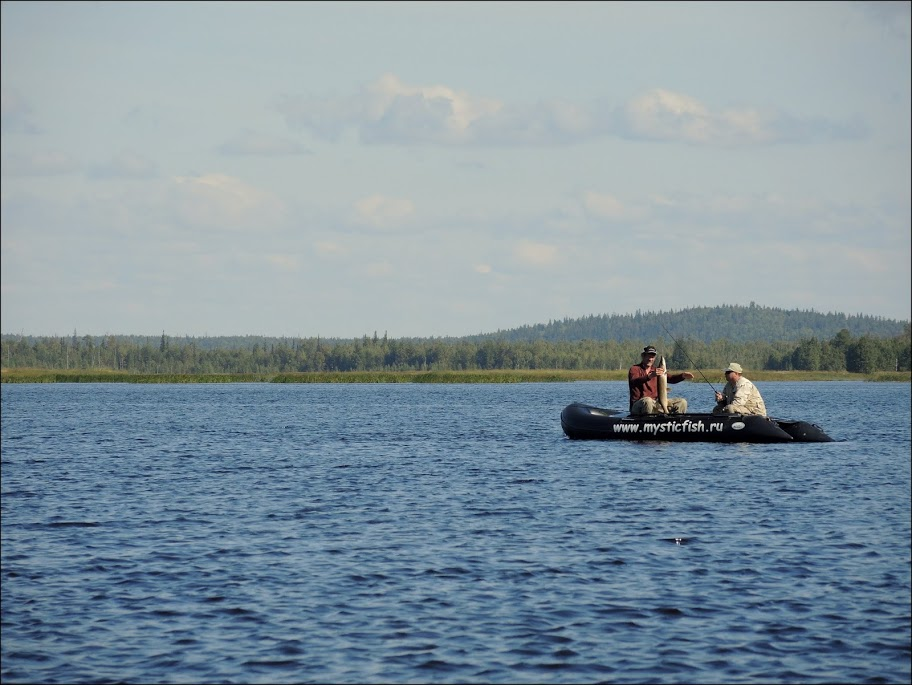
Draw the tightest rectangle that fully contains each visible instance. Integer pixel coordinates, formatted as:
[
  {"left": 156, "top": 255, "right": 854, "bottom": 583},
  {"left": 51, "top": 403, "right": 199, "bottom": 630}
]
[{"left": 2, "top": 1, "right": 910, "bottom": 338}]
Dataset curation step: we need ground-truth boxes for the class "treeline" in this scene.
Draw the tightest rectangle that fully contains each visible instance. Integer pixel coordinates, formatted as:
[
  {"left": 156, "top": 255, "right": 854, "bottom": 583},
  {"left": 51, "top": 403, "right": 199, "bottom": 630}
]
[
  {"left": 2, "top": 328, "right": 908, "bottom": 374},
  {"left": 5, "top": 305, "right": 906, "bottom": 356}
]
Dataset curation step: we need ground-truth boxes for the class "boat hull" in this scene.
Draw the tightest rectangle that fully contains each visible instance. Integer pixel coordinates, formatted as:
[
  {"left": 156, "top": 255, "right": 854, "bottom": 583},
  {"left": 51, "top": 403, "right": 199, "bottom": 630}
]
[{"left": 560, "top": 403, "right": 833, "bottom": 443}]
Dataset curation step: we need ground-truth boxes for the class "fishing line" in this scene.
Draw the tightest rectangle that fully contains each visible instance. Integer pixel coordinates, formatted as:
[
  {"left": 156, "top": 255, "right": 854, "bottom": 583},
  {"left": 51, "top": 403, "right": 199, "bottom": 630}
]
[{"left": 658, "top": 320, "right": 718, "bottom": 394}]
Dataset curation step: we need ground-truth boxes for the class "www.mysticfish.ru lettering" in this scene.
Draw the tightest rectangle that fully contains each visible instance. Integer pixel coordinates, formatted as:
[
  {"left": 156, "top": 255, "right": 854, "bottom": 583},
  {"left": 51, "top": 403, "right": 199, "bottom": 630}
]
[{"left": 613, "top": 420, "right": 725, "bottom": 434}]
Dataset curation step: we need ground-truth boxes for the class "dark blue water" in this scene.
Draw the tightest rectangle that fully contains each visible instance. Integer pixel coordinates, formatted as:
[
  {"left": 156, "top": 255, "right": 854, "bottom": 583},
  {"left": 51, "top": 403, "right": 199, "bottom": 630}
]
[{"left": 2, "top": 381, "right": 910, "bottom": 684}]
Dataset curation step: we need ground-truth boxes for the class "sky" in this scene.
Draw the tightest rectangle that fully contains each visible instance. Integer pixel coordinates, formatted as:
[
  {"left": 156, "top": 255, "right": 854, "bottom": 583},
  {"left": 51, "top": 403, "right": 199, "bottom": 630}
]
[{"left": 2, "top": 1, "right": 910, "bottom": 339}]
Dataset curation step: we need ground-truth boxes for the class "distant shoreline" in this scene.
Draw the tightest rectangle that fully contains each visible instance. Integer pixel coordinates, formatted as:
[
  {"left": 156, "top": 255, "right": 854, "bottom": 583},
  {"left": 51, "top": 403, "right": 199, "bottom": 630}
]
[{"left": 2, "top": 369, "right": 909, "bottom": 383}]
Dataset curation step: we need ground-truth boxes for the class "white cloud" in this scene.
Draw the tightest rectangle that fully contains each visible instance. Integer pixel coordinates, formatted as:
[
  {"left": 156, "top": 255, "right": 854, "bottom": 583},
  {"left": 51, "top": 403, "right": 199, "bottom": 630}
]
[
  {"left": 362, "top": 73, "right": 503, "bottom": 144},
  {"left": 170, "top": 173, "right": 285, "bottom": 231},
  {"left": 314, "top": 241, "right": 349, "bottom": 257},
  {"left": 277, "top": 73, "right": 503, "bottom": 145},
  {"left": 583, "top": 192, "right": 647, "bottom": 222},
  {"left": 365, "top": 261, "right": 393, "bottom": 277},
  {"left": 266, "top": 254, "right": 298, "bottom": 271},
  {"left": 614, "top": 88, "right": 866, "bottom": 146},
  {"left": 353, "top": 193, "right": 415, "bottom": 229},
  {"left": 276, "top": 75, "right": 864, "bottom": 148},
  {"left": 619, "top": 89, "right": 720, "bottom": 143},
  {"left": 513, "top": 240, "right": 559, "bottom": 267}
]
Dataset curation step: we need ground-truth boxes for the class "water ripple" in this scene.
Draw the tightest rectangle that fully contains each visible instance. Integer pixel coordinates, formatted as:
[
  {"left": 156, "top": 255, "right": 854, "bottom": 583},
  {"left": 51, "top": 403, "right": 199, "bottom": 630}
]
[{"left": 2, "top": 381, "right": 909, "bottom": 684}]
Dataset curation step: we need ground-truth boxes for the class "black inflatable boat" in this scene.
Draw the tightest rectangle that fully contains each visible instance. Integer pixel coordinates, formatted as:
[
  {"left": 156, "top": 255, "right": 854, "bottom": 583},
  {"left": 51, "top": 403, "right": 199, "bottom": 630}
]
[{"left": 561, "top": 403, "right": 834, "bottom": 443}]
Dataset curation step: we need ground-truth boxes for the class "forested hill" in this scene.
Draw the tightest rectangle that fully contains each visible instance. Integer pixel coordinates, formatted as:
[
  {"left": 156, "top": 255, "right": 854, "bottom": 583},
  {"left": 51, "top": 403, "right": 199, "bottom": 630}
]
[{"left": 467, "top": 304, "right": 909, "bottom": 344}]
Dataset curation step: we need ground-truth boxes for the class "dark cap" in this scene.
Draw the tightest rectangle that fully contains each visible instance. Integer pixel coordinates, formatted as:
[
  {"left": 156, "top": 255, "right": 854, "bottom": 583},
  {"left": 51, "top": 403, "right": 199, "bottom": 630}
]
[{"left": 642, "top": 345, "right": 657, "bottom": 355}]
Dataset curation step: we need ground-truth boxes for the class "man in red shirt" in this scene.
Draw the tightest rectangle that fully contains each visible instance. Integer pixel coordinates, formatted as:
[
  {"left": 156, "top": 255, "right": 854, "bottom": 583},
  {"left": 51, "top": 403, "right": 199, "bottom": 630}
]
[{"left": 628, "top": 345, "right": 694, "bottom": 414}]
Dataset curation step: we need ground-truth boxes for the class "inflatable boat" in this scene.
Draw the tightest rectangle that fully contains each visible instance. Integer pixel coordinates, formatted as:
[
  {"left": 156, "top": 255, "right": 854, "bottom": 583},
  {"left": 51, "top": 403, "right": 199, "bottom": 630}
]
[{"left": 561, "top": 403, "right": 834, "bottom": 443}]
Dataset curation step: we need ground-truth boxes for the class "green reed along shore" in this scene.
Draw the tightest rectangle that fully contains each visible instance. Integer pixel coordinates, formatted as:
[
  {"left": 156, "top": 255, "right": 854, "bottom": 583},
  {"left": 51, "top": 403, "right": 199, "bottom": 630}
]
[{"left": 2, "top": 368, "right": 909, "bottom": 383}]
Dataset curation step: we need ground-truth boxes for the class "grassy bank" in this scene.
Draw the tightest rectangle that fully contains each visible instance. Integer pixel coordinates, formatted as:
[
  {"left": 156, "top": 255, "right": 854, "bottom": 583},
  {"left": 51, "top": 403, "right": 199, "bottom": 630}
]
[{"left": 2, "top": 368, "right": 909, "bottom": 383}]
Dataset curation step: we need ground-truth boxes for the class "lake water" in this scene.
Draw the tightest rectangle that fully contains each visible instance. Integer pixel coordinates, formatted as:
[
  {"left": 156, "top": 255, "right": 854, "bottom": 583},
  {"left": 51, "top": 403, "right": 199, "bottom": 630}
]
[{"left": 1, "top": 381, "right": 910, "bottom": 684}]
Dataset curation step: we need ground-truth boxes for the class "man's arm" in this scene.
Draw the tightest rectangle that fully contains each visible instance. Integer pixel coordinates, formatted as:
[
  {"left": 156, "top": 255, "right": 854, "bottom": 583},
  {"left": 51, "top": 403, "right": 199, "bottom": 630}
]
[
  {"left": 628, "top": 365, "right": 651, "bottom": 388},
  {"left": 726, "top": 379, "right": 752, "bottom": 409}
]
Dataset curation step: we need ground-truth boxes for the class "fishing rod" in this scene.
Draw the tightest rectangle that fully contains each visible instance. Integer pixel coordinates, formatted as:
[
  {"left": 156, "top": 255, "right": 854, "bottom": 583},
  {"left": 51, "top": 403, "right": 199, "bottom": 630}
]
[{"left": 658, "top": 320, "right": 719, "bottom": 394}]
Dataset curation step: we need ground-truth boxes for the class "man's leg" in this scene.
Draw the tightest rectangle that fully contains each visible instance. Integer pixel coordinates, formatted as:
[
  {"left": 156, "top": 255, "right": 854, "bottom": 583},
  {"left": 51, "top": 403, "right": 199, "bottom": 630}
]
[
  {"left": 631, "top": 397, "right": 658, "bottom": 415},
  {"left": 667, "top": 398, "right": 688, "bottom": 414}
]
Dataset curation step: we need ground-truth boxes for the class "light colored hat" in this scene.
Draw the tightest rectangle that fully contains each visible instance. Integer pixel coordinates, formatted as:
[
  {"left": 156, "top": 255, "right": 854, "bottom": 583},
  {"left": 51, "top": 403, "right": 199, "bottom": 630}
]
[{"left": 724, "top": 362, "right": 743, "bottom": 374}]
